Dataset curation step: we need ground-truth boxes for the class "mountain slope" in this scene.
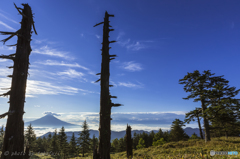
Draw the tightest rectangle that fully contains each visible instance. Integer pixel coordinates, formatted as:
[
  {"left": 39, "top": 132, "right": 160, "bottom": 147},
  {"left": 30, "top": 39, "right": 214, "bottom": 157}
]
[{"left": 25, "top": 114, "right": 79, "bottom": 128}]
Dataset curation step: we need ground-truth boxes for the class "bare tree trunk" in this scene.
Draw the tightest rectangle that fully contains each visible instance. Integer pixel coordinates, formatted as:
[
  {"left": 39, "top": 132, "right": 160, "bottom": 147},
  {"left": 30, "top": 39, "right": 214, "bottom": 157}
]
[
  {"left": 126, "top": 124, "right": 133, "bottom": 159},
  {"left": 201, "top": 99, "right": 211, "bottom": 142},
  {"left": 196, "top": 115, "right": 204, "bottom": 139},
  {"left": 94, "top": 11, "right": 121, "bottom": 159},
  {"left": 0, "top": 3, "right": 36, "bottom": 159}
]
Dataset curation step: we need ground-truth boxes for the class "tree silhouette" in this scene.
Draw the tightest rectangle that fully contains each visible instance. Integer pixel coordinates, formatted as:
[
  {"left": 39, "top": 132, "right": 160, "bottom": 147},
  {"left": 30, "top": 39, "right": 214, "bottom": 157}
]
[
  {"left": 78, "top": 120, "right": 91, "bottom": 157},
  {"left": 0, "top": 3, "right": 37, "bottom": 158}
]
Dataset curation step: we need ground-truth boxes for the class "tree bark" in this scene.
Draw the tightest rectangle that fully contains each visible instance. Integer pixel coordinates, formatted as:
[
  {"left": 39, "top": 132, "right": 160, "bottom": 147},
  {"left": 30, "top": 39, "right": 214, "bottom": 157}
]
[
  {"left": 97, "top": 11, "right": 112, "bottom": 159},
  {"left": 201, "top": 99, "right": 211, "bottom": 142},
  {"left": 196, "top": 115, "right": 204, "bottom": 139},
  {"left": 1, "top": 4, "right": 33, "bottom": 159}
]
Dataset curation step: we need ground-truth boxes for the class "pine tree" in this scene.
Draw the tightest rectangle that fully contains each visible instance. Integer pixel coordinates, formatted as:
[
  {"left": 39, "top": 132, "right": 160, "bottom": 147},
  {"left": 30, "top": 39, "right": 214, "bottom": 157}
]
[
  {"left": 132, "top": 132, "right": 139, "bottom": 150},
  {"left": 58, "top": 126, "right": 69, "bottom": 158},
  {"left": 184, "top": 108, "right": 204, "bottom": 139},
  {"left": 24, "top": 124, "right": 37, "bottom": 151},
  {"left": 136, "top": 138, "right": 145, "bottom": 149},
  {"left": 189, "top": 132, "right": 201, "bottom": 140},
  {"left": 46, "top": 133, "right": 52, "bottom": 151},
  {"left": 0, "top": 125, "right": 4, "bottom": 150},
  {"left": 42, "top": 136, "right": 48, "bottom": 152},
  {"left": 148, "top": 130, "right": 155, "bottom": 147},
  {"left": 69, "top": 133, "right": 78, "bottom": 158},
  {"left": 50, "top": 129, "right": 60, "bottom": 155},
  {"left": 179, "top": 70, "right": 217, "bottom": 142},
  {"left": 111, "top": 138, "right": 119, "bottom": 152},
  {"left": 169, "top": 119, "right": 189, "bottom": 142},
  {"left": 118, "top": 137, "right": 126, "bottom": 152},
  {"left": 78, "top": 120, "right": 91, "bottom": 157},
  {"left": 153, "top": 128, "right": 164, "bottom": 142}
]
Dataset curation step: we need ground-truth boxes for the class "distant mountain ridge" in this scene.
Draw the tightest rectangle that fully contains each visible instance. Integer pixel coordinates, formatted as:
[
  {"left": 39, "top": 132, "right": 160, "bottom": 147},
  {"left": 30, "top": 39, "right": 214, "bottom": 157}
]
[{"left": 38, "top": 127, "right": 204, "bottom": 143}]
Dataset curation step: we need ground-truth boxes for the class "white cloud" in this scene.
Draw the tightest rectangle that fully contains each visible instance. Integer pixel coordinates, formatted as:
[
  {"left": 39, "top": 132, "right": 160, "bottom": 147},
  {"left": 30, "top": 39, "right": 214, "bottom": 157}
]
[
  {"left": 95, "top": 34, "right": 101, "bottom": 39},
  {"left": 126, "top": 41, "right": 145, "bottom": 51},
  {"left": 43, "top": 111, "right": 61, "bottom": 116},
  {"left": 57, "top": 69, "right": 85, "bottom": 79},
  {"left": 0, "top": 21, "right": 15, "bottom": 31},
  {"left": 118, "top": 82, "right": 143, "bottom": 88},
  {"left": 34, "top": 105, "right": 40, "bottom": 107},
  {"left": 32, "top": 45, "right": 73, "bottom": 60},
  {"left": 122, "top": 61, "right": 142, "bottom": 71},
  {"left": 0, "top": 13, "right": 18, "bottom": 24},
  {"left": 36, "top": 60, "right": 89, "bottom": 70}
]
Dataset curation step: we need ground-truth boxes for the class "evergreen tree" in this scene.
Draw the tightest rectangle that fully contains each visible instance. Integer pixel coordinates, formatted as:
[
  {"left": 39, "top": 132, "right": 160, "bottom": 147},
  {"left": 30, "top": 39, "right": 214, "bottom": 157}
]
[
  {"left": 163, "top": 131, "right": 170, "bottom": 142},
  {"left": 189, "top": 132, "right": 201, "bottom": 140},
  {"left": 24, "top": 124, "right": 37, "bottom": 151},
  {"left": 78, "top": 120, "right": 91, "bottom": 157},
  {"left": 50, "top": 129, "right": 60, "bottom": 155},
  {"left": 184, "top": 108, "right": 204, "bottom": 139},
  {"left": 0, "top": 125, "right": 4, "bottom": 150},
  {"left": 58, "top": 126, "right": 69, "bottom": 158},
  {"left": 179, "top": 70, "right": 217, "bottom": 142},
  {"left": 205, "top": 78, "right": 240, "bottom": 139},
  {"left": 111, "top": 138, "right": 119, "bottom": 152},
  {"left": 169, "top": 119, "right": 189, "bottom": 142},
  {"left": 152, "top": 138, "right": 166, "bottom": 146},
  {"left": 35, "top": 137, "right": 44, "bottom": 152},
  {"left": 136, "top": 138, "right": 145, "bottom": 149},
  {"left": 46, "top": 133, "right": 52, "bottom": 151},
  {"left": 118, "top": 137, "right": 126, "bottom": 152},
  {"left": 42, "top": 136, "right": 48, "bottom": 152},
  {"left": 132, "top": 132, "right": 140, "bottom": 150},
  {"left": 69, "top": 133, "right": 78, "bottom": 157},
  {"left": 148, "top": 130, "right": 155, "bottom": 147},
  {"left": 153, "top": 128, "right": 164, "bottom": 142}
]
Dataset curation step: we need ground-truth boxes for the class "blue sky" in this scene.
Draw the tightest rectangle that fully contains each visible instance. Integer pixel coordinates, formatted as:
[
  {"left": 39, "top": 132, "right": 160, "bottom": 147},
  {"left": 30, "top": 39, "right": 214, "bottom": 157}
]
[{"left": 0, "top": 0, "right": 240, "bottom": 136}]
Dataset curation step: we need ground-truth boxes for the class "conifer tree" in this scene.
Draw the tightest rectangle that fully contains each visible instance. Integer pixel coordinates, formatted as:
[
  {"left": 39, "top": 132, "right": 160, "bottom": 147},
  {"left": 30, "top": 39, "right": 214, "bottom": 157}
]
[
  {"left": 169, "top": 119, "right": 189, "bottom": 142},
  {"left": 132, "top": 132, "right": 140, "bottom": 149},
  {"left": 118, "top": 137, "right": 126, "bottom": 152},
  {"left": 148, "top": 130, "right": 155, "bottom": 147},
  {"left": 58, "top": 126, "right": 68, "bottom": 158},
  {"left": 184, "top": 108, "right": 204, "bottom": 139},
  {"left": 24, "top": 124, "right": 37, "bottom": 152},
  {"left": 46, "top": 133, "right": 52, "bottom": 151},
  {"left": 78, "top": 120, "right": 91, "bottom": 157},
  {"left": 69, "top": 133, "right": 78, "bottom": 157},
  {"left": 189, "top": 132, "right": 201, "bottom": 140},
  {"left": 42, "top": 136, "right": 48, "bottom": 152},
  {"left": 136, "top": 138, "right": 145, "bottom": 149},
  {"left": 179, "top": 70, "right": 216, "bottom": 142},
  {"left": 111, "top": 138, "right": 119, "bottom": 152},
  {"left": 0, "top": 125, "right": 4, "bottom": 150},
  {"left": 153, "top": 128, "right": 164, "bottom": 142},
  {"left": 50, "top": 129, "right": 60, "bottom": 155}
]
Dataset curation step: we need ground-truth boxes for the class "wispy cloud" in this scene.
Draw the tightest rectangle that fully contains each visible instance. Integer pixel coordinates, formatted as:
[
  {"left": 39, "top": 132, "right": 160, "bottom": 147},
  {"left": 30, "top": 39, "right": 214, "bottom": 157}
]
[
  {"left": 34, "top": 105, "right": 40, "bottom": 108},
  {"left": 36, "top": 60, "right": 89, "bottom": 70},
  {"left": 126, "top": 41, "right": 145, "bottom": 51},
  {"left": 122, "top": 61, "right": 143, "bottom": 72},
  {"left": 0, "top": 21, "right": 15, "bottom": 31},
  {"left": 56, "top": 69, "right": 86, "bottom": 80},
  {"left": 118, "top": 82, "right": 143, "bottom": 88},
  {"left": 32, "top": 45, "right": 74, "bottom": 60},
  {"left": 116, "top": 32, "right": 147, "bottom": 51},
  {"left": 0, "top": 13, "right": 18, "bottom": 24},
  {"left": 95, "top": 34, "right": 101, "bottom": 39}
]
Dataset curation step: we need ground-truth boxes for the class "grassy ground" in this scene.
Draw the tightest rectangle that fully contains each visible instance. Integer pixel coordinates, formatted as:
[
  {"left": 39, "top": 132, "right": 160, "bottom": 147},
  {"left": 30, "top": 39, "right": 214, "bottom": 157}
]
[{"left": 30, "top": 136, "right": 240, "bottom": 159}]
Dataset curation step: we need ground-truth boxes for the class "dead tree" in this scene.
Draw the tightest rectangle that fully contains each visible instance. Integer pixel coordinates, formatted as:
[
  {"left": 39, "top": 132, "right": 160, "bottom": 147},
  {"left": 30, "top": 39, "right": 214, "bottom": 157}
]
[
  {"left": 94, "top": 11, "right": 122, "bottom": 159},
  {"left": 0, "top": 3, "right": 37, "bottom": 159},
  {"left": 126, "top": 124, "right": 133, "bottom": 159}
]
